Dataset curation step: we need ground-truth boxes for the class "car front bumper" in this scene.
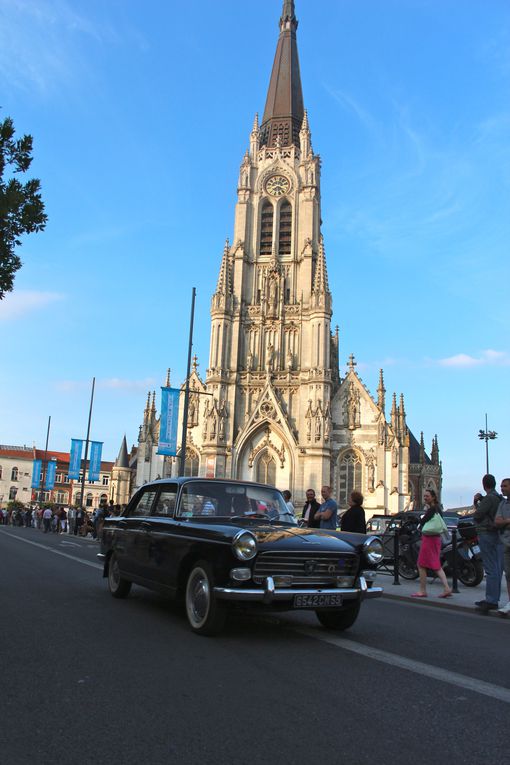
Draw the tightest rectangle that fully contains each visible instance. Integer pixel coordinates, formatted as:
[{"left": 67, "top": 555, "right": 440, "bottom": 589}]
[{"left": 213, "top": 575, "right": 383, "bottom": 605}]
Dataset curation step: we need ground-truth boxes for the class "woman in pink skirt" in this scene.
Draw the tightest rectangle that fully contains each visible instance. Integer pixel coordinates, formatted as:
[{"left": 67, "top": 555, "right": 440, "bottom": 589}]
[{"left": 412, "top": 489, "right": 452, "bottom": 599}]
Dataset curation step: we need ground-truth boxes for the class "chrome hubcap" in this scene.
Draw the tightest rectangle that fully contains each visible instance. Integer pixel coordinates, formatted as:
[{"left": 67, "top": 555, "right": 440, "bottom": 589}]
[
  {"left": 187, "top": 569, "right": 210, "bottom": 626},
  {"left": 109, "top": 558, "right": 120, "bottom": 588}
]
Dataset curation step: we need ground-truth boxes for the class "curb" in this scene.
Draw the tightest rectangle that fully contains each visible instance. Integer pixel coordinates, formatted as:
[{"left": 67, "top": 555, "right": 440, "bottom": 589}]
[{"left": 382, "top": 591, "right": 509, "bottom": 620}]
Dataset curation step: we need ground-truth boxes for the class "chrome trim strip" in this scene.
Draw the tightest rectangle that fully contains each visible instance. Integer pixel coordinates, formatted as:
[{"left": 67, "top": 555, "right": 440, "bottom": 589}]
[
  {"left": 213, "top": 583, "right": 383, "bottom": 603},
  {"left": 97, "top": 553, "right": 106, "bottom": 560}
]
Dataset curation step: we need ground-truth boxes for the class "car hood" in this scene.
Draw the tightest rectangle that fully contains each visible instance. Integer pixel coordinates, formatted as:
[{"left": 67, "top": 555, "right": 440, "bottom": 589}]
[{"left": 233, "top": 524, "right": 362, "bottom": 553}]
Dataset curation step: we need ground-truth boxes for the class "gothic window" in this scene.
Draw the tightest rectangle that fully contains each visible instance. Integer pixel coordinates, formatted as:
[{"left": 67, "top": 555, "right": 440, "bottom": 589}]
[
  {"left": 184, "top": 451, "right": 199, "bottom": 477},
  {"left": 260, "top": 201, "right": 274, "bottom": 255},
  {"left": 9, "top": 486, "right": 18, "bottom": 501},
  {"left": 338, "top": 451, "right": 362, "bottom": 509},
  {"left": 11, "top": 466, "right": 19, "bottom": 481},
  {"left": 278, "top": 202, "right": 292, "bottom": 255},
  {"left": 256, "top": 452, "right": 276, "bottom": 486}
]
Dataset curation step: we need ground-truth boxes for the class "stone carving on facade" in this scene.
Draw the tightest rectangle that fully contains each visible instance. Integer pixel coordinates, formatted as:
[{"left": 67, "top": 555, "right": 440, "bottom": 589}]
[
  {"left": 378, "top": 417, "right": 386, "bottom": 446},
  {"left": 305, "top": 401, "right": 313, "bottom": 442},
  {"left": 265, "top": 343, "right": 274, "bottom": 373},
  {"left": 392, "top": 445, "right": 399, "bottom": 468},
  {"left": 248, "top": 427, "right": 286, "bottom": 469},
  {"left": 187, "top": 392, "right": 200, "bottom": 429},
  {"left": 345, "top": 381, "right": 361, "bottom": 430},
  {"left": 366, "top": 448, "right": 376, "bottom": 492}
]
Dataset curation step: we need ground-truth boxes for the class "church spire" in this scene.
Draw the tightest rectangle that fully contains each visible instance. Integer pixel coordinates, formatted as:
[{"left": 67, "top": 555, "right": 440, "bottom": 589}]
[
  {"left": 312, "top": 236, "right": 330, "bottom": 294},
  {"left": 260, "top": 0, "right": 304, "bottom": 148},
  {"left": 377, "top": 369, "right": 386, "bottom": 413},
  {"left": 419, "top": 431, "right": 426, "bottom": 464},
  {"left": 115, "top": 435, "right": 129, "bottom": 469},
  {"left": 215, "top": 238, "right": 232, "bottom": 295},
  {"left": 391, "top": 392, "right": 398, "bottom": 431}
]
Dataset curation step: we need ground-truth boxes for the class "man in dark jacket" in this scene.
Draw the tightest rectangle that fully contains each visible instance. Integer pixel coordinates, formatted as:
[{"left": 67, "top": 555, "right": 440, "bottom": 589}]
[
  {"left": 473, "top": 474, "right": 504, "bottom": 612},
  {"left": 301, "top": 489, "right": 321, "bottom": 528}
]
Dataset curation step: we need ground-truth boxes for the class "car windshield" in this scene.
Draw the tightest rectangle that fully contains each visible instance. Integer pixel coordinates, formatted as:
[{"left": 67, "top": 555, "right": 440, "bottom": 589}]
[{"left": 178, "top": 481, "right": 296, "bottom": 524}]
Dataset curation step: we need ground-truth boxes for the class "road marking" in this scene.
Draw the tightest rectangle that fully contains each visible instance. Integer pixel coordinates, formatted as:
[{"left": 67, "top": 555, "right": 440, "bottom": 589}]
[
  {"left": 0, "top": 530, "right": 103, "bottom": 571},
  {"left": 297, "top": 627, "right": 510, "bottom": 704}
]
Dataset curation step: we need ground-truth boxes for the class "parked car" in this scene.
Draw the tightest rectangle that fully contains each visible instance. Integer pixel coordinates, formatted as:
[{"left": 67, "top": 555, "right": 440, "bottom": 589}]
[
  {"left": 366, "top": 515, "right": 394, "bottom": 535},
  {"left": 98, "top": 478, "right": 384, "bottom": 636}
]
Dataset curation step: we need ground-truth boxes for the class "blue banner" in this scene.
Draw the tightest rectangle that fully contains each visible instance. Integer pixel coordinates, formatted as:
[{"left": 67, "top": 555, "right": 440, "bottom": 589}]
[
  {"left": 88, "top": 441, "right": 103, "bottom": 482},
  {"left": 157, "top": 387, "right": 180, "bottom": 456},
  {"left": 31, "top": 459, "right": 42, "bottom": 489},
  {"left": 68, "top": 439, "right": 83, "bottom": 480},
  {"left": 45, "top": 459, "right": 57, "bottom": 490}
]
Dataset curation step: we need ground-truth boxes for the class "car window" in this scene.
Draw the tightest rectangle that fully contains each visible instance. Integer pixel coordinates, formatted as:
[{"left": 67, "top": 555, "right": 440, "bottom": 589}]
[
  {"left": 180, "top": 487, "right": 219, "bottom": 518},
  {"left": 154, "top": 487, "right": 178, "bottom": 517},
  {"left": 128, "top": 490, "right": 157, "bottom": 517},
  {"left": 176, "top": 481, "right": 293, "bottom": 523}
]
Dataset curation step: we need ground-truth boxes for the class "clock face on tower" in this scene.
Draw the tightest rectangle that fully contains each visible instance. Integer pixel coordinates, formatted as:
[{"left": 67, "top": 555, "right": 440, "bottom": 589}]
[{"left": 265, "top": 174, "right": 291, "bottom": 197}]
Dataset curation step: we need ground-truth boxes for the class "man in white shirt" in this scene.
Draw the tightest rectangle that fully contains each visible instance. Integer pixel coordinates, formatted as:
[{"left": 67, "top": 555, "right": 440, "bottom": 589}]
[{"left": 42, "top": 507, "right": 52, "bottom": 533}]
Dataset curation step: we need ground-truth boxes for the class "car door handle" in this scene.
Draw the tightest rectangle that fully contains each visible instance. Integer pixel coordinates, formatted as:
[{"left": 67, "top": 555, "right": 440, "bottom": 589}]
[{"left": 140, "top": 521, "right": 152, "bottom": 531}]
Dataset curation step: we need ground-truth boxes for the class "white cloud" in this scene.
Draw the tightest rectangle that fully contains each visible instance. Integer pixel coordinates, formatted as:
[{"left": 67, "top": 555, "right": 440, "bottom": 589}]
[
  {"left": 0, "top": 290, "right": 64, "bottom": 320},
  {"left": 438, "top": 349, "right": 510, "bottom": 368}
]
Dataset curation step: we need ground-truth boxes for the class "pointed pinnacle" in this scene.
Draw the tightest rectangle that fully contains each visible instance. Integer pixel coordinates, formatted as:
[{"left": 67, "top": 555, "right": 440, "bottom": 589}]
[
  {"left": 165, "top": 368, "right": 171, "bottom": 387},
  {"left": 252, "top": 112, "right": 259, "bottom": 132}
]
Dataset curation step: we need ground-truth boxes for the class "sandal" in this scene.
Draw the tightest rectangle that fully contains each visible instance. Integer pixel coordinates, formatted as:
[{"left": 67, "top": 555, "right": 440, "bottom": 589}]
[
  {"left": 438, "top": 590, "right": 453, "bottom": 598},
  {"left": 411, "top": 592, "right": 427, "bottom": 598}
]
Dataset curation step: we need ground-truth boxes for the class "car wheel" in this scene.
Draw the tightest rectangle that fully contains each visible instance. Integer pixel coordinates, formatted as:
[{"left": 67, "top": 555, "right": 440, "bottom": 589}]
[
  {"left": 108, "top": 553, "right": 132, "bottom": 599},
  {"left": 185, "top": 561, "right": 226, "bottom": 636},
  {"left": 316, "top": 601, "right": 360, "bottom": 631}
]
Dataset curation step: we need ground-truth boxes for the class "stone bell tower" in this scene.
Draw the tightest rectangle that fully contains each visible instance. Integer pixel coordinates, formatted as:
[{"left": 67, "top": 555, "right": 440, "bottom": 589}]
[{"left": 203, "top": 0, "right": 337, "bottom": 494}]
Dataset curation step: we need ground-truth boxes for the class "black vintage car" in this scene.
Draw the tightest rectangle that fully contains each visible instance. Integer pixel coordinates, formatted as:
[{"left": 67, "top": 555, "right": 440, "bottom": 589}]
[{"left": 98, "top": 478, "right": 383, "bottom": 635}]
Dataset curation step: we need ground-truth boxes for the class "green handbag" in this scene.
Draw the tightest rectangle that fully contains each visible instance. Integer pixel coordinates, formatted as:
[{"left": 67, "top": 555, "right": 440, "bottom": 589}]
[{"left": 422, "top": 513, "right": 447, "bottom": 536}]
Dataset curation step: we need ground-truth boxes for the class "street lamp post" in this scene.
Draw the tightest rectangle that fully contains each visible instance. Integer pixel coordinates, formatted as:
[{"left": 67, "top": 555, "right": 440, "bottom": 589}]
[{"left": 478, "top": 413, "right": 497, "bottom": 475}]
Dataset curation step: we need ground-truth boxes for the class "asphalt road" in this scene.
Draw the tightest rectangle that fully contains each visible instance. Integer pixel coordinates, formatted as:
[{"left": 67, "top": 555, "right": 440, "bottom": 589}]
[{"left": 1, "top": 526, "right": 509, "bottom": 765}]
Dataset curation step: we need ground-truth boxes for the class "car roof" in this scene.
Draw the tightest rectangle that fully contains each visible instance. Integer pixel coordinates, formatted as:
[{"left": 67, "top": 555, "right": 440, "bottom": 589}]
[{"left": 135, "top": 477, "right": 283, "bottom": 491}]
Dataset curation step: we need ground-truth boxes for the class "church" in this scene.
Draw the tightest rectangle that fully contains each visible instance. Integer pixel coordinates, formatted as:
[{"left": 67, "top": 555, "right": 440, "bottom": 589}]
[{"left": 135, "top": 1, "right": 441, "bottom": 515}]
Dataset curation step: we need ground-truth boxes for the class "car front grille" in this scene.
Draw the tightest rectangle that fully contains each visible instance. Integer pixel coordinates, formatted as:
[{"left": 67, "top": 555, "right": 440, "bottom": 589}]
[{"left": 252, "top": 551, "right": 359, "bottom": 587}]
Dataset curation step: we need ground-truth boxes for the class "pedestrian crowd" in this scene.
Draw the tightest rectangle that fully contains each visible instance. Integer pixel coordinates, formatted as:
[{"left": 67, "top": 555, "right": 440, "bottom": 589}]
[
  {"left": 0, "top": 499, "right": 126, "bottom": 541},
  {"left": 286, "top": 485, "right": 367, "bottom": 533}
]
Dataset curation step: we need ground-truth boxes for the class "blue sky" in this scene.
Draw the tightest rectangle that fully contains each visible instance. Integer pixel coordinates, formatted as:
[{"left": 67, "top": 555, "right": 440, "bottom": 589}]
[{"left": 0, "top": 0, "right": 508, "bottom": 508}]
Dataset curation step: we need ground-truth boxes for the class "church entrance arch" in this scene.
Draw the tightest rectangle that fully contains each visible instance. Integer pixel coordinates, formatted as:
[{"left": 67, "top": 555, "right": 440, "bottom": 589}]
[{"left": 234, "top": 424, "right": 292, "bottom": 491}]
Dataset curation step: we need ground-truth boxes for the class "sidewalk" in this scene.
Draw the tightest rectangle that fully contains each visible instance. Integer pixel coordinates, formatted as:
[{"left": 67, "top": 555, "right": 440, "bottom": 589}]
[{"left": 376, "top": 570, "right": 509, "bottom": 620}]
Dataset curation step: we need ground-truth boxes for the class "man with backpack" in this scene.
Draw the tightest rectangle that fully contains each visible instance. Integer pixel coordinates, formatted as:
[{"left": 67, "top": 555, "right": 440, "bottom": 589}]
[{"left": 473, "top": 474, "right": 504, "bottom": 612}]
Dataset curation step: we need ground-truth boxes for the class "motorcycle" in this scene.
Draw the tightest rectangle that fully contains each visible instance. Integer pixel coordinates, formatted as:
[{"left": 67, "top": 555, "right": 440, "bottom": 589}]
[{"left": 397, "top": 518, "right": 484, "bottom": 587}]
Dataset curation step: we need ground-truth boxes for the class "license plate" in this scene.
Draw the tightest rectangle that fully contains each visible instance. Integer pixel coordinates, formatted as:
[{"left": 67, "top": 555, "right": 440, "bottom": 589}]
[
  {"left": 472, "top": 545, "right": 480, "bottom": 554},
  {"left": 293, "top": 593, "right": 343, "bottom": 609}
]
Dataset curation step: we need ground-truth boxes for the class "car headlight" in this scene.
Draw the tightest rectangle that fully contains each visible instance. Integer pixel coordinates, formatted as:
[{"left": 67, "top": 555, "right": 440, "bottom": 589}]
[
  {"left": 232, "top": 531, "right": 257, "bottom": 561},
  {"left": 363, "top": 536, "right": 384, "bottom": 565}
]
